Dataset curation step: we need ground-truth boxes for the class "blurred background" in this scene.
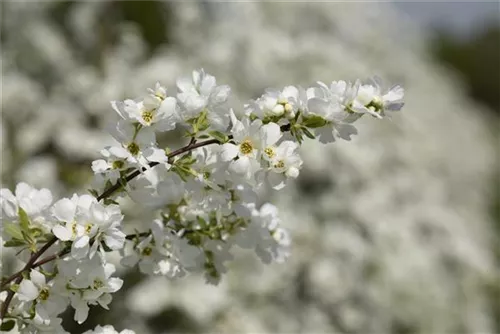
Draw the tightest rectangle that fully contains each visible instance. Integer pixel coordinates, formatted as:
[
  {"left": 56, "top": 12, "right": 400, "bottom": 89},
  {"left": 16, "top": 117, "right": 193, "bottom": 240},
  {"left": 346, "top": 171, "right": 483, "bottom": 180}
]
[{"left": 1, "top": 1, "right": 499, "bottom": 333}]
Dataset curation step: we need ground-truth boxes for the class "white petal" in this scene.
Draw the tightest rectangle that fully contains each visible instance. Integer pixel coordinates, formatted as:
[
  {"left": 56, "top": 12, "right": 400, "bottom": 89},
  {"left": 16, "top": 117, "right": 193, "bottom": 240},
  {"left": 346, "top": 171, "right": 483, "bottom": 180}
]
[
  {"left": 185, "top": 95, "right": 207, "bottom": 112},
  {"left": 143, "top": 147, "right": 168, "bottom": 163},
  {"left": 17, "top": 280, "right": 39, "bottom": 301},
  {"left": 52, "top": 224, "right": 72, "bottom": 241},
  {"left": 286, "top": 167, "right": 300, "bottom": 178},
  {"left": 200, "top": 74, "right": 216, "bottom": 96},
  {"left": 74, "top": 301, "right": 89, "bottom": 324},
  {"left": 176, "top": 76, "right": 194, "bottom": 93},
  {"left": 15, "top": 183, "right": 32, "bottom": 200},
  {"left": 0, "top": 188, "right": 17, "bottom": 218},
  {"left": 106, "top": 278, "right": 123, "bottom": 293},
  {"left": 336, "top": 123, "right": 358, "bottom": 141},
  {"left": 383, "top": 85, "right": 404, "bottom": 102},
  {"left": 307, "top": 98, "right": 329, "bottom": 117},
  {"left": 267, "top": 172, "right": 287, "bottom": 190},
  {"left": 77, "top": 195, "right": 96, "bottom": 212},
  {"left": 52, "top": 198, "right": 76, "bottom": 222},
  {"left": 282, "top": 85, "right": 298, "bottom": 99},
  {"left": 29, "top": 270, "right": 46, "bottom": 287},
  {"left": 91, "top": 160, "right": 109, "bottom": 173},
  {"left": 110, "top": 100, "right": 127, "bottom": 119},
  {"left": 121, "top": 255, "right": 139, "bottom": 267},
  {"left": 104, "top": 229, "right": 126, "bottom": 250},
  {"left": 211, "top": 85, "right": 230, "bottom": 105},
  {"left": 151, "top": 220, "right": 165, "bottom": 246},
  {"left": 315, "top": 126, "right": 336, "bottom": 144},
  {"left": 220, "top": 143, "right": 239, "bottom": 161},
  {"left": 72, "top": 236, "right": 90, "bottom": 259},
  {"left": 108, "top": 146, "right": 130, "bottom": 159},
  {"left": 261, "top": 122, "right": 281, "bottom": 147},
  {"left": 230, "top": 156, "right": 251, "bottom": 175},
  {"left": 90, "top": 203, "right": 108, "bottom": 223}
]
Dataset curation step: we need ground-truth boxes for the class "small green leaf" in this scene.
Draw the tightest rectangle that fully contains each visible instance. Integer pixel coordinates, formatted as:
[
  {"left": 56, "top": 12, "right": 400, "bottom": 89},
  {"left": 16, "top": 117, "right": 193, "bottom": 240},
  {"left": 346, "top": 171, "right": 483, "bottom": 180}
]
[
  {"left": 21, "top": 231, "right": 35, "bottom": 247},
  {"left": 197, "top": 216, "right": 207, "bottom": 228},
  {"left": 0, "top": 319, "right": 16, "bottom": 331},
  {"left": 302, "top": 127, "right": 316, "bottom": 139},
  {"left": 302, "top": 115, "right": 327, "bottom": 128},
  {"left": 4, "top": 222, "right": 24, "bottom": 241},
  {"left": 3, "top": 240, "right": 26, "bottom": 248},
  {"left": 88, "top": 189, "right": 99, "bottom": 198},
  {"left": 208, "top": 131, "right": 229, "bottom": 143},
  {"left": 103, "top": 198, "right": 119, "bottom": 206},
  {"left": 10, "top": 284, "right": 19, "bottom": 293},
  {"left": 196, "top": 110, "right": 209, "bottom": 132},
  {"left": 18, "top": 208, "right": 30, "bottom": 233}
]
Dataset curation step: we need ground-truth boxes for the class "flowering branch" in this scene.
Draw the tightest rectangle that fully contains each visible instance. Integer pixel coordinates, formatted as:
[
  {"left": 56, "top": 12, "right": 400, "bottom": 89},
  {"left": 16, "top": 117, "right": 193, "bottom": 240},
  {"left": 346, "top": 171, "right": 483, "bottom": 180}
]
[{"left": 0, "top": 69, "right": 404, "bottom": 333}]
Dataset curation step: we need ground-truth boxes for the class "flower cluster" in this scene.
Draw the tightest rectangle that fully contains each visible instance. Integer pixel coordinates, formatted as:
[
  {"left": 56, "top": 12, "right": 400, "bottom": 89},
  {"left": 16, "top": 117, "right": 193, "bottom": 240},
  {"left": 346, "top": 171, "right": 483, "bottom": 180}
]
[{"left": 0, "top": 69, "right": 404, "bottom": 333}]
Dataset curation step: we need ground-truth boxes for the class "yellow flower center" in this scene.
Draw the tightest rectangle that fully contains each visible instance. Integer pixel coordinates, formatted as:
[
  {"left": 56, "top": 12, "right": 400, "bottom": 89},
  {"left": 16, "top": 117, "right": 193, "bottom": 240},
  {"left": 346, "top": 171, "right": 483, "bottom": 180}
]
[
  {"left": 142, "top": 247, "right": 152, "bottom": 256},
  {"left": 127, "top": 142, "right": 140, "bottom": 156},
  {"left": 274, "top": 160, "right": 285, "bottom": 169},
  {"left": 112, "top": 160, "right": 124, "bottom": 169},
  {"left": 71, "top": 222, "right": 77, "bottom": 237},
  {"left": 264, "top": 147, "right": 275, "bottom": 158},
  {"left": 141, "top": 110, "right": 154, "bottom": 124},
  {"left": 38, "top": 287, "right": 49, "bottom": 301},
  {"left": 85, "top": 223, "right": 93, "bottom": 234},
  {"left": 240, "top": 140, "right": 253, "bottom": 155},
  {"left": 93, "top": 279, "right": 104, "bottom": 290}
]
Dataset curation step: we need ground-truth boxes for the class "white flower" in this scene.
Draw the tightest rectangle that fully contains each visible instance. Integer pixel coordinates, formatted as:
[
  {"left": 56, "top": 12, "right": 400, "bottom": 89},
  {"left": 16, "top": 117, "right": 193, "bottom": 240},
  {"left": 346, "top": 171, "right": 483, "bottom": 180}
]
[
  {"left": 221, "top": 111, "right": 281, "bottom": 180},
  {"left": 250, "top": 203, "right": 290, "bottom": 264},
  {"left": 1, "top": 182, "right": 54, "bottom": 233},
  {"left": 265, "top": 141, "right": 303, "bottom": 190},
  {"left": 51, "top": 195, "right": 125, "bottom": 259},
  {"left": 111, "top": 83, "right": 179, "bottom": 132},
  {"left": 176, "top": 68, "right": 231, "bottom": 131},
  {"left": 306, "top": 81, "right": 359, "bottom": 143},
  {"left": 354, "top": 76, "right": 405, "bottom": 117},
  {"left": 17, "top": 270, "right": 68, "bottom": 323},
  {"left": 63, "top": 258, "right": 123, "bottom": 324},
  {"left": 266, "top": 86, "right": 301, "bottom": 119},
  {"left": 122, "top": 220, "right": 188, "bottom": 278},
  {"left": 22, "top": 315, "right": 69, "bottom": 334},
  {"left": 82, "top": 324, "right": 136, "bottom": 334},
  {"left": 91, "top": 146, "right": 130, "bottom": 184},
  {"left": 109, "top": 120, "right": 169, "bottom": 168}
]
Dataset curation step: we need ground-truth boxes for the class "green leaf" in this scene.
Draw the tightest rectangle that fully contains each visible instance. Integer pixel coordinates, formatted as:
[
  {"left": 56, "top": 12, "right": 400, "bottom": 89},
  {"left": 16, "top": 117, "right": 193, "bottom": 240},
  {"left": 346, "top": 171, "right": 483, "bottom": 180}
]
[
  {"left": 196, "top": 110, "right": 209, "bottom": 132},
  {"left": 21, "top": 231, "right": 35, "bottom": 246},
  {"left": 10, "top": 284, "right": 19, "bottom": 293},
  {"left": 302, "top": 127, "right": 316, "bottom": 139},
  {"left": 197, "top": 216, "right": 207, "bottom": 229},
  {"left": 0, "top": 319, "right": 16, "bottom": 331},
  {"left": 3, "top": 240, "right": 26, "bottom": 248},
  {"left": 302, "top": 115, "right": 327, "bottom": 128},
  {"left": 3, "top": 223, "right": 24, "bottom": 241},
  {"left": 103, "top": 198, "right": 119, "bottom": 206},
  {"left": 88, "top": 189, "right": 99, "bottom": 198},
  {"left": 18, "top": 208, "right": 30, "bottom": 233},
  {"left": 208, "top": 131, "right": 229, "bottom": 143}
]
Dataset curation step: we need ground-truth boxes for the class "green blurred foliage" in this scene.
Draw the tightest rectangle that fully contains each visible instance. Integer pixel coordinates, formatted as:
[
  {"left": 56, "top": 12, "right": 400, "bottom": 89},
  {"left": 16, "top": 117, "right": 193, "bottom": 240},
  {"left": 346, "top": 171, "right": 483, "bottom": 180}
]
[
  {"left": 430, "top": 20, "right": 500, "bottom": 333},
  {"left": 431, "top": 21, "right": 500, "bottom": 115}
]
